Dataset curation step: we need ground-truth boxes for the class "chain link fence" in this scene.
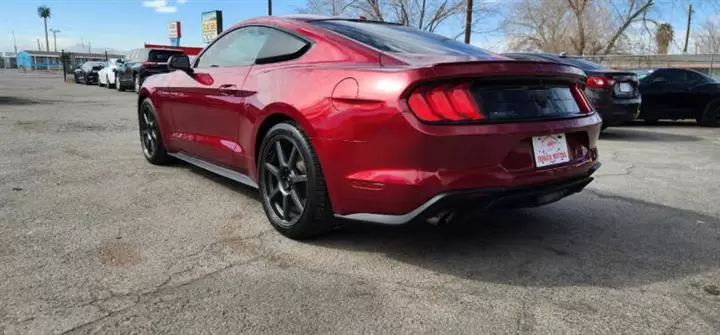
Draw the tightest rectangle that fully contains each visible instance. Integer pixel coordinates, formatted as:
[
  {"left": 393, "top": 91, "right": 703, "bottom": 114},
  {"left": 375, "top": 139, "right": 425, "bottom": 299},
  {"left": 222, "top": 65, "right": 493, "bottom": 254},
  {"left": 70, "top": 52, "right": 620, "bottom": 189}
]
[{"left": 583, "top": 54, "right": 720, "bottom": 79}]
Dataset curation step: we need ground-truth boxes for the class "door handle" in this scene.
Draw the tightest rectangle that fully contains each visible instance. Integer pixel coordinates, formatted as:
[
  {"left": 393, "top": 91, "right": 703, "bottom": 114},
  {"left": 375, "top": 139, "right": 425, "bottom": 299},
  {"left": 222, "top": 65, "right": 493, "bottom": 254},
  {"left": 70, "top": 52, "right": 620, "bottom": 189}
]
[{"left": 219, "top": 84, "right": 237, "bottom": 96}]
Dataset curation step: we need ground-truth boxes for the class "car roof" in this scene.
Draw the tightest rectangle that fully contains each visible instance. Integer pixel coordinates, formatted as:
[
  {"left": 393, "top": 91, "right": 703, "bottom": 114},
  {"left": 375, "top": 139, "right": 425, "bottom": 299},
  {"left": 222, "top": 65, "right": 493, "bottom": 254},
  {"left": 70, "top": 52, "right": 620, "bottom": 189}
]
[{"left": 231, "top": 15, "right": 403, "bottom": 31}]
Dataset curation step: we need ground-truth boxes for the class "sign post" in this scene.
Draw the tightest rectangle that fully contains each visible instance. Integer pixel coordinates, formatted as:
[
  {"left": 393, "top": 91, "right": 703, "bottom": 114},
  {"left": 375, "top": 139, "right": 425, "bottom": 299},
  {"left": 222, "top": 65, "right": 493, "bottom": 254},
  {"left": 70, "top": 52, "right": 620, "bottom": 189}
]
[
  {"left": 201, "top": 10, "right": 223, "bottom": 44},
  {"left": 168, "top": 21, "right": 182, "bottom": 47}
]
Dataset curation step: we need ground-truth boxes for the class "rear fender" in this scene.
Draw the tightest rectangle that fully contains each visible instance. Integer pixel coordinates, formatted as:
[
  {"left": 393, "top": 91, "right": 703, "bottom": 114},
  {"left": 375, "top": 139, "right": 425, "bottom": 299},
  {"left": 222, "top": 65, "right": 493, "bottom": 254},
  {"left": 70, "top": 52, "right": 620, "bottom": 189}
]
[{"left": 249, "top": 103, "right": 318, "bottom": 177}]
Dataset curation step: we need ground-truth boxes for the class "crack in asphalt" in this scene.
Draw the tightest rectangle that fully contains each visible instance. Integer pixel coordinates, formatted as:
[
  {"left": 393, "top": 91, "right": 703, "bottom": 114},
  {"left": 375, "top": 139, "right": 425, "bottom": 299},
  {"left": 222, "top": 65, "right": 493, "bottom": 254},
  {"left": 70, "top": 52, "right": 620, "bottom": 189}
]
[
  {"left": 50, "top": 231, "right": 276, "bottom": 334},
  {"left": 59, "top": 256, "right": 263, "bottom": 335}
]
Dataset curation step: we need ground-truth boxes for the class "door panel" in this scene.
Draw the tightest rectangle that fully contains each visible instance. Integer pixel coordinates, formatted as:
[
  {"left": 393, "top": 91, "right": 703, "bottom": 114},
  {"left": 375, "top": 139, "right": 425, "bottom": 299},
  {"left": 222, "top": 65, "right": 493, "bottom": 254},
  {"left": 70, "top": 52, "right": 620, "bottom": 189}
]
[{"left": 166, "top": 67, "right": 252, "bottom": 169}]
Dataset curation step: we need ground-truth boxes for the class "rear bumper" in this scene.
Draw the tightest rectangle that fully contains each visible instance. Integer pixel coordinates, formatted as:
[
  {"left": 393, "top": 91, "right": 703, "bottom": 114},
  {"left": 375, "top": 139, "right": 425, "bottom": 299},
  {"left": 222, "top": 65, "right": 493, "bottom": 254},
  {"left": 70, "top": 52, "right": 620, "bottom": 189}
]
[
  {"left": 318, "top": 112, "right": 603, "bottom": 218},
  {"left": 597, "top": 102, "right": 640, "bottom": 126},
  {"left": 336, "top": 162, "right": 600, "bottom": 225}
]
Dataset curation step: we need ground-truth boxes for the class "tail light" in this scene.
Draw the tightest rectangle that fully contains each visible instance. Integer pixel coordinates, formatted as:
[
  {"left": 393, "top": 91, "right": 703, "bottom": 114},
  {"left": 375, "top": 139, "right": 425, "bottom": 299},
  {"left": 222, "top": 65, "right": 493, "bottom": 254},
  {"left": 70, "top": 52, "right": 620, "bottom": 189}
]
[
  {"left": 142, "top": 61, "right": 157, "bottom": 66},
  {"left": 585, "top": 75, "right": 615, "bottom": 89},
  {"left": 572, "top": 84, "right": 594, "bottom": 113},
  {"left": 407, "top": 82, "right": 484, "bottom": 122}
]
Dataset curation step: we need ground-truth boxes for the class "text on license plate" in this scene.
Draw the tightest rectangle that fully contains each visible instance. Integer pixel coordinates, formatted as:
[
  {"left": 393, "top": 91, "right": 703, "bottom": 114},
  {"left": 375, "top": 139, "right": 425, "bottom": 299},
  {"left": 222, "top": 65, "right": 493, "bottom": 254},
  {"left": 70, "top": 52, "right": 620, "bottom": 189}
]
[
  {"left": 531, "top": 133, "right": 570, "bottom": 168},
  {"left": 619, "top": 82, "right": 633, "bottom": 92}
]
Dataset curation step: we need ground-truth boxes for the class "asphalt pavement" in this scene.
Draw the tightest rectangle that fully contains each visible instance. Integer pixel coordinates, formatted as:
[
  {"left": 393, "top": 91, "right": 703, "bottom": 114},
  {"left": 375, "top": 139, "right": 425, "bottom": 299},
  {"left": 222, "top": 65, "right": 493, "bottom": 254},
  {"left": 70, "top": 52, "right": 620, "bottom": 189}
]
[{"left": 1, "top": 70, "right": 718, "bottom": 334}]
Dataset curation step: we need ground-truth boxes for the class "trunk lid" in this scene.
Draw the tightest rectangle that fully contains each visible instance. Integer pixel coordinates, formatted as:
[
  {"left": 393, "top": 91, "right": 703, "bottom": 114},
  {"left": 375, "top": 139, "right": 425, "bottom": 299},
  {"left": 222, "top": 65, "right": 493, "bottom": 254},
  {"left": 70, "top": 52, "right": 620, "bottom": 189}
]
[
  {"left": 587, "top": 70, "right": 639, "bottom": 99},
  {"left": 401, "top": 60, "right": 593, "bottom": 124}
]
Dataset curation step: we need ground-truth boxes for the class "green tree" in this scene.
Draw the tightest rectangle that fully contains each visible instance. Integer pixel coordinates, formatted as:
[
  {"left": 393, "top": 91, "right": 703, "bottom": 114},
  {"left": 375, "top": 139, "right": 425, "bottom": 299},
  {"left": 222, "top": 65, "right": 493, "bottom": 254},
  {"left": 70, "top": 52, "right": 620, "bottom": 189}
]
[{"left": 37, "top": 5, "right": 51, "bottom": 52}]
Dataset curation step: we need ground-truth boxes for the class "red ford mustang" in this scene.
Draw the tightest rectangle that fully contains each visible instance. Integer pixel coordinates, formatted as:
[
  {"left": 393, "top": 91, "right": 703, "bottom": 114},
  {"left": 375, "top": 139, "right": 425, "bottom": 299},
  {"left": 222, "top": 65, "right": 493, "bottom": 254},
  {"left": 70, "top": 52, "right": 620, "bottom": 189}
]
[{"left": 137, "top": 15, "right": 602, "bottom": 239}]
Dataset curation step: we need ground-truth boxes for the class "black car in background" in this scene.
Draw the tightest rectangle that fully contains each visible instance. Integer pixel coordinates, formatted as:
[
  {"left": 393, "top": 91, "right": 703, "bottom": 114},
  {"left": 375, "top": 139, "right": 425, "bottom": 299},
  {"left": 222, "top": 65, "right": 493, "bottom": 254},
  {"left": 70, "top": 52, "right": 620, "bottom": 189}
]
[
  {"left": 503, "top": 53, "right": 641, "bottom": 130},
  {"left": 73, "top": 61, "right": 105, "bottom": 85},
  {"left": 638, "top": 68, "right": 720, "bottom": 127},
  {"left": 115, "top": 48, "right": 186, "bottom": 92}
]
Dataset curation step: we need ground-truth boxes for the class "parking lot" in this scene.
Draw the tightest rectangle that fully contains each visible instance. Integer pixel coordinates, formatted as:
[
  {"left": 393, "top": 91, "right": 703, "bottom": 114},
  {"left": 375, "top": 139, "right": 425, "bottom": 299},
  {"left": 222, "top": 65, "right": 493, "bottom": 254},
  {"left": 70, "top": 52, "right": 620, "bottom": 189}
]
[{"left": 1, "top": 70, "right": 719, "bottom": 334}]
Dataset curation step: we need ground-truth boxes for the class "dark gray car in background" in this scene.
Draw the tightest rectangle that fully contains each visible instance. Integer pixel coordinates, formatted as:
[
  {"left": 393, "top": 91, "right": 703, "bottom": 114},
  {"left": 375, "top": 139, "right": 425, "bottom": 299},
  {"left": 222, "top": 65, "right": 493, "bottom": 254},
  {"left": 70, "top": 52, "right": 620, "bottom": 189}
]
[{"left": 503, "top": 53, "right": 641, "bottom": 130}]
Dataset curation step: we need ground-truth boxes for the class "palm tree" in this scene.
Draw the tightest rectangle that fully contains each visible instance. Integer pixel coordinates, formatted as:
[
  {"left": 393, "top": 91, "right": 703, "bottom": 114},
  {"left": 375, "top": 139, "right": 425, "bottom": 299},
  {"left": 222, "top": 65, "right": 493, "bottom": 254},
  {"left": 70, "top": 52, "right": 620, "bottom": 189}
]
[
  {"left": 37, "top": 6, "right": 51, "bottom": 52},
  {"left": 655, "top": 23, "right": 674, "bottom": 55}
]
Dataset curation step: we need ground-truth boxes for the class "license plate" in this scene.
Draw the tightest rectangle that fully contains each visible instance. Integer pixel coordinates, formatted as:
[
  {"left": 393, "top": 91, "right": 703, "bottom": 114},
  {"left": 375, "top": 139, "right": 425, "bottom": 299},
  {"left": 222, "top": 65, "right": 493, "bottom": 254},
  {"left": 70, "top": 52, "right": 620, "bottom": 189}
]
[
  {"left": 532, "top": 133, "right": 570, "bottom": 168},
  {"left": 619, "top": 82, "right": 633, "bottom": 92}
]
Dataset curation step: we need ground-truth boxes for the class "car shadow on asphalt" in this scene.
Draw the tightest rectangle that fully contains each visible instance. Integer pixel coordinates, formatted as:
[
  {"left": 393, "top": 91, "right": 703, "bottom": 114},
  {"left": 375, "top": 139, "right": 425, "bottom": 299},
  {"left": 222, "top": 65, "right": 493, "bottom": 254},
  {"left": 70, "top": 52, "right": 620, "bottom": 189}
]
[
  {"left": 167, "top": 156, "right": 719, "bottom": 290},
  {"left": 0, "top": 96, "right": 42, "bottom": 105},
  {"left": 600, "top": 128, "right": 702, "bottom": 142},
  {"left": 311, "top": 193, "right": 719, "bottom": 289}
]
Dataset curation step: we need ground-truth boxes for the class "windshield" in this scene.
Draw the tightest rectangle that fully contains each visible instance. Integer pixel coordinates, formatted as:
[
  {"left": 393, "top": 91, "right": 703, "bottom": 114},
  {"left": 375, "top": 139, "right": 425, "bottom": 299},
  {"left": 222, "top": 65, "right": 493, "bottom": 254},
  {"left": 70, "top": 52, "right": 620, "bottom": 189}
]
[
  {"left": 148, "top": 50, "right": 184, "bottom": 63},
  {"left": 693, "top": 70, "right": 718, "bottom": 83},
  {"left": 629, "top": 69, "right": 654, "bottom": 79},
  {"left": 310, "top": 20, "right": 496, "bottom": 57}
]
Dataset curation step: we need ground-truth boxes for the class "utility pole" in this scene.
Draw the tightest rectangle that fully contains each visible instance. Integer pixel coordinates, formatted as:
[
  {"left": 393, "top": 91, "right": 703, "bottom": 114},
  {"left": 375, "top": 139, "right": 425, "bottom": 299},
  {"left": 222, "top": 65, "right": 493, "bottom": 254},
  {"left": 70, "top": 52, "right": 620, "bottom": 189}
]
[
  {"left": 11, "top": 30, "right": 17, "bottom": 55},
  {"left": 88, "top": 42, "right": 92, "bottom": 55},
  {"left": 683, "top": 4, "right": 693, "bottom": 54},
  {"left": 49, "top": 29, "right": 60, "bottom": 52},
  {"left": 268, "top": 0, "right": 272, "bottom": 15},
  {"left": 464, "top": 0, "right": 473, "bottom": 44},
  {"left": 37, "top": 38, "right": 42, "bottom": 51}
]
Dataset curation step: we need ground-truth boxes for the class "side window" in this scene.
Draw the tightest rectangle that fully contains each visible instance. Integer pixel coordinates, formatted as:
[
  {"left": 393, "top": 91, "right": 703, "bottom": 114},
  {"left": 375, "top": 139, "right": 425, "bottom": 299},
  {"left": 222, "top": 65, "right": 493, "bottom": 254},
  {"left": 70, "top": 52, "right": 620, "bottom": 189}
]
[
  {"left": 196, "top": 26, "right": 271, "bottom": 68},
  {"left": 662, "top": 69, "right": 688, "bottom": 84},
  {"left": 686, "top": 70, "right": 705, "bottom": 84},
  {"left": 255, "top": 28, "right": 310, "bottom": 64}
]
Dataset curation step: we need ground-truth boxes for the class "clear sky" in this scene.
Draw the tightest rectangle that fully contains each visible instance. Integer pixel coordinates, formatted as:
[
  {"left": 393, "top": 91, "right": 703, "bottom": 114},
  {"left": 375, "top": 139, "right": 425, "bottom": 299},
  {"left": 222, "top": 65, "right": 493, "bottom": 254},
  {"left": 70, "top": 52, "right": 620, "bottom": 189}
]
[{"left": 0, "top": 0, "right": 716, "bottom": 54}]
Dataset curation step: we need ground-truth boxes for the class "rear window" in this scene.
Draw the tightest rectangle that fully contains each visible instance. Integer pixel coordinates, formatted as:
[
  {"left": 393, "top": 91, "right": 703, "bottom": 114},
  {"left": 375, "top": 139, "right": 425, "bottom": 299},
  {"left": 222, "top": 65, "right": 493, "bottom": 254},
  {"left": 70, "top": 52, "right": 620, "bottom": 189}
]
[
  {"left": 311, "top": 20, "right": 496, "bottom": 57},
  {"left": 148, "top": 50, "right": 184, "bottom": 62},
  {"left": 547, "top": 56, "right": 608, "bottom": 71}
]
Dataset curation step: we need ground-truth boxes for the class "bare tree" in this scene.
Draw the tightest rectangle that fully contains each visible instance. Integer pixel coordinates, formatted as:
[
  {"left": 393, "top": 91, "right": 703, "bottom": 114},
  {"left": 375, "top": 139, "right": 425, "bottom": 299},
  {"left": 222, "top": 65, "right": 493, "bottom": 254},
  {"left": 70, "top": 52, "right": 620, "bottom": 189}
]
[
  {"left": 567, "top": 0, "right": 590, "bottom": 54},
  {"left": 602, "top": 0, "right": 655, "bottom": 54},
  {"left": 300, "top": 0, "right": 358, "bottom": 16},
  {"left": 302, "top": 0, "right": 467, "bottom": 32},
  {"left": 503, "top": 0, "right": 654, "bottom": 55},
  {"left": 694, "top": 18, "right": 720, "bottom": 54},
  {"left": 502, "top": 0, "right": 575, "bottom": 53}
]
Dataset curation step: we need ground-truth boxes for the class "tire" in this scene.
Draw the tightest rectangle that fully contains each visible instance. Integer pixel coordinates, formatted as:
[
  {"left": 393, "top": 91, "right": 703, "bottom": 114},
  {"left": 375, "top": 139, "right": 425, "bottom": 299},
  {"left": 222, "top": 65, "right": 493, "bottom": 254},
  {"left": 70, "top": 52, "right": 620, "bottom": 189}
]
[
  {"left": 134, "top": 74, "right": 141, "bottom": 93},
  {"left": 116, "top": 75, "right": 124, "bottom": 92},
  {"left": 138, "top": 98, "right": 171, "bottom": 165},
  {"left": 697, "top": 100, "right": 720, "bottom": 127},
  {"left": 257, "top": 122, "right": 335, "bottom": 240}
]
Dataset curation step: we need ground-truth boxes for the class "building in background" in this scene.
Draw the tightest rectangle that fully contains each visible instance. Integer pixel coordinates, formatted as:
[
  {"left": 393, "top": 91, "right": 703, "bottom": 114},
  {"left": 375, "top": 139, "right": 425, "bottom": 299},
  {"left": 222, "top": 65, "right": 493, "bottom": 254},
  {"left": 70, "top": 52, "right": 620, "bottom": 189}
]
[
  {"left": 15, "top": 50, "right": 125, "bottom": 70},
  {"left": 1, "top": 52, "right": 17, "bottom": 68}
]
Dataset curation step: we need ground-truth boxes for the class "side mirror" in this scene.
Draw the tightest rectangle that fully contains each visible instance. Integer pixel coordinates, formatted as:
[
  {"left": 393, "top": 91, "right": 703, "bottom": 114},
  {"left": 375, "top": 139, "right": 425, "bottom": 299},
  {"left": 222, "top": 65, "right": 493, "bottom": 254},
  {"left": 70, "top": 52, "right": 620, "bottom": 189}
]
[{"left": 168, "top": 55, "right": 192, "bottom": 74}]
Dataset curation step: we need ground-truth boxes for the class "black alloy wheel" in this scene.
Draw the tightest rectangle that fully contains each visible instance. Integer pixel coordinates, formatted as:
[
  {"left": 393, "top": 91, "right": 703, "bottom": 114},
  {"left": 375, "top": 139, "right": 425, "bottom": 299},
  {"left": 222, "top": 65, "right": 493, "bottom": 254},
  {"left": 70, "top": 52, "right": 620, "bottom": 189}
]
[
  {"left": 138, "top": 99, "right": 170, "bottom": 165},
  {"left": 698, "top": 100, "right": 720, "bottom": 127},
  {"left": 258, "top": 122, "right": 335, "bottom": 239},
  {"left": 262, "top": 137, "right": 308, "bottom": 227}
]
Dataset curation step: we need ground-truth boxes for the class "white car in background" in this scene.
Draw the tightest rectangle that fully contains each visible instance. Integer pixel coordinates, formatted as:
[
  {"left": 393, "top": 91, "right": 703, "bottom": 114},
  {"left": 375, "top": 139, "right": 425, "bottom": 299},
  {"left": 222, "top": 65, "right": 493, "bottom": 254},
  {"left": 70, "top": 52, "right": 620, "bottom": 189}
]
[{"left": 98, "top": 58, "right": 123, "bottom": 88}]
